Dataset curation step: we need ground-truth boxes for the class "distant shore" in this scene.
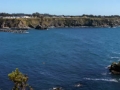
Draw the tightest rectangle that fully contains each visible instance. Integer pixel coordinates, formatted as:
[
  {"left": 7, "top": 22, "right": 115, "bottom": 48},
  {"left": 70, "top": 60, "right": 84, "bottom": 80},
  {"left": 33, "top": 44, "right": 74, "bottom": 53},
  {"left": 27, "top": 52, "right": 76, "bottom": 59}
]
[{"left": 0, "top": 16, "right": 120, "bottom": 30}]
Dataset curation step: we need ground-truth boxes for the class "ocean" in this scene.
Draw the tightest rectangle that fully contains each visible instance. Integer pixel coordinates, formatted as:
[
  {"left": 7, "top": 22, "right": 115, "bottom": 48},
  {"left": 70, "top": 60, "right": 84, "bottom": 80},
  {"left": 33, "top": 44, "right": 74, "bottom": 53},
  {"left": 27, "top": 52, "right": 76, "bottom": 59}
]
[{"left": 0, "top": 27, "right": 120, "bottom": 90}]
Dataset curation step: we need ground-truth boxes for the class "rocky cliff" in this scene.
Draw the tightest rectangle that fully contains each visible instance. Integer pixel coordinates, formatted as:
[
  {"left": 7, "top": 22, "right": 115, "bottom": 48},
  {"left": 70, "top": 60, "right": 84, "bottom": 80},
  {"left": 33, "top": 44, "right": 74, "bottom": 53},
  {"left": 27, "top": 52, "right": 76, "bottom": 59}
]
[{"left": 0, "top": 17, "right": 120, "bottom": 28}]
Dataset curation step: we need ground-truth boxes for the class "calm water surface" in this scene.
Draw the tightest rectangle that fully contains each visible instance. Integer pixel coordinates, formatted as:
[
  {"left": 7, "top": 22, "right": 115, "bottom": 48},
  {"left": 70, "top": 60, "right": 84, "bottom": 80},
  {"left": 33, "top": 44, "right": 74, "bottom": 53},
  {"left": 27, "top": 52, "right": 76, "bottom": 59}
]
[{"left": 0, "top": 27, "right": 120, "bottom": 90}]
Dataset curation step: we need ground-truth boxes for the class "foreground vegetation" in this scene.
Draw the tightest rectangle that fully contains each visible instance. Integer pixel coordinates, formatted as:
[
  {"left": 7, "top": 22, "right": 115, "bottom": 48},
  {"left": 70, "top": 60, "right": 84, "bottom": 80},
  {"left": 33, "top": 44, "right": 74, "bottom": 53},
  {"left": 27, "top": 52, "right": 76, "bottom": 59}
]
[{"left": 8, "top": 68, "right": 33, "bottom": 90}]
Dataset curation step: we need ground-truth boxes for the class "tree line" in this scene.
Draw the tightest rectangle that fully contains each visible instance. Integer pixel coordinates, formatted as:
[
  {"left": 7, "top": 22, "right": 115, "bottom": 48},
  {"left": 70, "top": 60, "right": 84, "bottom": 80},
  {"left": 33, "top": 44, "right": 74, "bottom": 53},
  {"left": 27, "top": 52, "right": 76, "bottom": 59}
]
[{"left": 0, "top": 12, "right": 120, "bottom": 18}]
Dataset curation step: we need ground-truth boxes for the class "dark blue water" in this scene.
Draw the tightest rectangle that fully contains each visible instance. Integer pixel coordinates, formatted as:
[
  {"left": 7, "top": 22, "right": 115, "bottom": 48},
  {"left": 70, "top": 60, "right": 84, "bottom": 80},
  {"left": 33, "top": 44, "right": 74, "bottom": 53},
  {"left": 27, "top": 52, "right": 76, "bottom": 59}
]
[{"left": 0, "top": 27, "right": 120, "bottom": 90}]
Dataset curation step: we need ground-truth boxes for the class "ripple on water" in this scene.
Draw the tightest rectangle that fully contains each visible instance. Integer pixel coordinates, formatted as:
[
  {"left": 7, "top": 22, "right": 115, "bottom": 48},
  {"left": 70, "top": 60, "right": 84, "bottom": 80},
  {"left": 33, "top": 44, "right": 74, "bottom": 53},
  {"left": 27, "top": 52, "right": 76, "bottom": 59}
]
[{"left": 1, "top": 28, "right": 120, "bottom": 90}]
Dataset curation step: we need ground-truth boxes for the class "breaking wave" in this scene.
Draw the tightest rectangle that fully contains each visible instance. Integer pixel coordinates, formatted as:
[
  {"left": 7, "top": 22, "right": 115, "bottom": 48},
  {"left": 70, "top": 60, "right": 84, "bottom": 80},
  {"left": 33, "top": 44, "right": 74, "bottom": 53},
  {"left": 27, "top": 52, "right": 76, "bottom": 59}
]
[
  {"left": 110, "top": 57, "right": 120, "bottom": 59},
  {"left": 84, "top": 78, "right": 118, "bottom": 82}
]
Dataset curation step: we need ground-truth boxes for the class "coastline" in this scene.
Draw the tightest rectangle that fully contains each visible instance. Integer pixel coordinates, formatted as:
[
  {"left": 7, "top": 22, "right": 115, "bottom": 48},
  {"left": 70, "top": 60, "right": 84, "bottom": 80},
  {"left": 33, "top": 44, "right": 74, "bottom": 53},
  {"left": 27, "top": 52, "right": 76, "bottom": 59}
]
[
  {"left": 0, "top": 25, "right": 118, "bottom": 33},
  {"left": 0, "top": 17, "right": 120, "bottom": 30}
]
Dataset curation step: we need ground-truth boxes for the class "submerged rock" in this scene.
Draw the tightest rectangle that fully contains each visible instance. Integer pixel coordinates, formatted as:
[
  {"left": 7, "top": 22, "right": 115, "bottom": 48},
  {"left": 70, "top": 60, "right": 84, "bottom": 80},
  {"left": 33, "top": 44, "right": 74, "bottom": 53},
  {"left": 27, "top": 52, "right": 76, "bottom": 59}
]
[{"left": 109, "top": 62, "right": 120, "bottom": 74}]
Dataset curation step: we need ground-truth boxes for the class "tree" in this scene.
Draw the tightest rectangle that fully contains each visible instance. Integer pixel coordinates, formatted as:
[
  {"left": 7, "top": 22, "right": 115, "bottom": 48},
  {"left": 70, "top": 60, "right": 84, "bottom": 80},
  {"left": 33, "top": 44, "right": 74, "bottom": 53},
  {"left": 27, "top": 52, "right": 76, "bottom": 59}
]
[
  {"left": 8, "top": 68, "right": 33, "bottom": 90},
  {"left": 32, "top": 12, "right": 40, "bottom": 17}
]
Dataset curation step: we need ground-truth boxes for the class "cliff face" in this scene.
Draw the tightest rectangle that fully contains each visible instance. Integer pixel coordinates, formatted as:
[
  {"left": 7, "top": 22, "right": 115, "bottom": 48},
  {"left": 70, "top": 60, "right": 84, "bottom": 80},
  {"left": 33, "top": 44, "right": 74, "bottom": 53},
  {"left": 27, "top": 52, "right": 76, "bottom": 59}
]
[
  {"left": 0, "top": 17, "right": 120, "bottom": 28},
  {"left": 0, "top": 19, "right": 27, "bottom": 28}
]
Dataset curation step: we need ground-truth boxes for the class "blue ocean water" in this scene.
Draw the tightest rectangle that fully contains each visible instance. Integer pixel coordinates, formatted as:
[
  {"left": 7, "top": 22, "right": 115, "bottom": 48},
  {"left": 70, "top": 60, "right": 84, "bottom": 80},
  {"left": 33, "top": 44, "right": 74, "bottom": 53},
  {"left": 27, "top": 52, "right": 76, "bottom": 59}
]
[{"left": 0, "top": 27, "right": 120, "bottom": 90}]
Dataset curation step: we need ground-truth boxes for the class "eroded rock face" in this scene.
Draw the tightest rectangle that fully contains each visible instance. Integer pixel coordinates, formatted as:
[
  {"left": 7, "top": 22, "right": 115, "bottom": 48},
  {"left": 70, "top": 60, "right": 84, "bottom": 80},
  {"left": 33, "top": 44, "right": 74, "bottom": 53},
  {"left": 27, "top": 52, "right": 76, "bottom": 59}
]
[
  {"left": 17, "top": 21, "right": 26, "bottom": 28},
  {"left": 0, "top": 18, "right": 120, "bottom": 29},
  {"left": 0, "top": 19, "right": 27, "bottom": 28},
  {"left": 28, "top": 24, "right": 35, "bottom": 28},
  {"left": 35, "top": 24, "right": 48, "bottom": 30},
  {"left": 35, "top": 25, "right": 42, "bottom": 29},
  {"left": 109, "top": 62, "right": 120, "bottom": 74}
]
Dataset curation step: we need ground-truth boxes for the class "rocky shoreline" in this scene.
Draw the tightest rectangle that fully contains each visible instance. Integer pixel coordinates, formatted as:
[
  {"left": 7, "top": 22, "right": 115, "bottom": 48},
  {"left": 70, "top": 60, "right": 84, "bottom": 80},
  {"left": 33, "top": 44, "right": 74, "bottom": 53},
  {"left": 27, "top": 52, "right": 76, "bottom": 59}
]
[{"left": 0, "top": 17, "right": 120, "bottom": 30}]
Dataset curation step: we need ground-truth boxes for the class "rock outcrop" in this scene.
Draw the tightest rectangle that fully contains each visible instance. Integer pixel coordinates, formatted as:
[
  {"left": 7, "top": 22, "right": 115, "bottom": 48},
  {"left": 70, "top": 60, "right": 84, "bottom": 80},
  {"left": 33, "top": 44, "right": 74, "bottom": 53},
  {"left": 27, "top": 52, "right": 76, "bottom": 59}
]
[
  {"left": 0, "top": 19, "right": 27, "bottom": 28},
  {"left": 109, "top": 62, "right": 120, "bottom": 74}
]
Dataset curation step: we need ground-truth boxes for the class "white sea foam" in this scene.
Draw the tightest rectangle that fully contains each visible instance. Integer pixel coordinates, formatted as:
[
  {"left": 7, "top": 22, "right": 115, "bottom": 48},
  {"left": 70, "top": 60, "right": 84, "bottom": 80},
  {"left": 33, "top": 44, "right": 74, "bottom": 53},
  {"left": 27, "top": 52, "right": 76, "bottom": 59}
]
[
  {"left": 118, "top": 59, "right": 120, "bottom": 61},
  {"left": 112, "top": 52, "right": 120, "bottom": 55},
  {"left": 74, "top": 83, "right": 82, "bottom": 87},
  {"left": 25, "top": 32, "right": 29, "bottom": 33},
  {"left": 110, "top": 57, "right": 120, "bottom": 59},
  {"left": 84, "top": 78, "right": 118, "bottom": 82},
  {"left": 105, "top": 65, "right": 110, "bottom": 69},
  {"left": 101, "top": 73, "right": 107, "bottom": 75}
]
